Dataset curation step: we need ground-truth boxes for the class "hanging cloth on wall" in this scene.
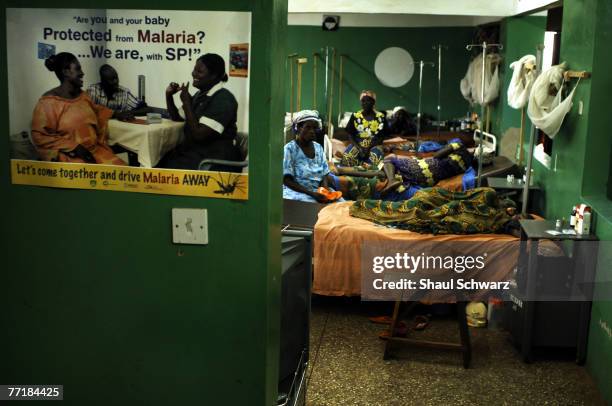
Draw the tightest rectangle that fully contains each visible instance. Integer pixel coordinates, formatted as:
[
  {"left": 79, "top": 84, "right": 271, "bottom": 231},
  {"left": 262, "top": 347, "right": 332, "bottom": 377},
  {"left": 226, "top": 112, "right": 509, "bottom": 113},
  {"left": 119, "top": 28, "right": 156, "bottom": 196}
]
[
  {"left": 507, "top": 54, "right": 536, "bottom": 109},
  {"left": 527, "top": 62, "right": 578, "bottom": 139},
  {"left": 460, "top": 53, "right": 502, "bottom": 106}
]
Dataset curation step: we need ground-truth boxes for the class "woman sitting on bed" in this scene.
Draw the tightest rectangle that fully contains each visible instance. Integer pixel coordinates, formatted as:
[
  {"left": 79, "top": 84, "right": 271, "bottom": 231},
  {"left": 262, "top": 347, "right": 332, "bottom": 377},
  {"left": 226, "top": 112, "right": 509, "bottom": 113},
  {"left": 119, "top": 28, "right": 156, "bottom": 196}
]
[
  {"left": 284, "top": 110, "right": 401, "bottom": 203},
  {"left": 341, "top": 90, "right": 388, "bottom": 168},
  {"left": 283, "top": 110, "right": 335, "bottom": 203}
]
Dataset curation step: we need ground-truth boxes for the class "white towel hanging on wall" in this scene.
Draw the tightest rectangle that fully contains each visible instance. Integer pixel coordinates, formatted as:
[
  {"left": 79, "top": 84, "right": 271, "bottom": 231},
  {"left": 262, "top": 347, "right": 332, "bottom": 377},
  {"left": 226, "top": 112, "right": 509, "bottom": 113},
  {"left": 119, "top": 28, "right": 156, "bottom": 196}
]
[
  {"left": 527, "top": 62, "right": 578, "bottom": 139},
  {"left": 460, "top": 53, "right": 502, "bottom": 106},
  {"left": 507, "top": 54, "right": 536, "bottom": 109}
]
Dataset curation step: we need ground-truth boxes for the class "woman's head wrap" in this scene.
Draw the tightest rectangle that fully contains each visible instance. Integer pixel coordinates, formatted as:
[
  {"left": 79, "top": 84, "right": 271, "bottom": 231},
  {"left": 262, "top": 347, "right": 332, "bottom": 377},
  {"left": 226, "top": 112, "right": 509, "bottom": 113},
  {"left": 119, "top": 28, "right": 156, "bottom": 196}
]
[
  {"left": 292, "top": 110, "right": 322, "bottom": 129},
  {"left": 392, "top": 106, "right": 407, "bottom": 115},
  {"left": 359, "top": 90, "right": 377, "bottom": 101}
]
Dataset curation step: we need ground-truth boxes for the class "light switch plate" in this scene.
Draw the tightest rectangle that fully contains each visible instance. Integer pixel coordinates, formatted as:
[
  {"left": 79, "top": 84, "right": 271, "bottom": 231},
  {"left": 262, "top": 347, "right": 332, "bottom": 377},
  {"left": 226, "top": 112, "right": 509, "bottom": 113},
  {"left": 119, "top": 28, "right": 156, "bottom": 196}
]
[{"left": 172, "top": 208, "right": 208, "bottom": 245}]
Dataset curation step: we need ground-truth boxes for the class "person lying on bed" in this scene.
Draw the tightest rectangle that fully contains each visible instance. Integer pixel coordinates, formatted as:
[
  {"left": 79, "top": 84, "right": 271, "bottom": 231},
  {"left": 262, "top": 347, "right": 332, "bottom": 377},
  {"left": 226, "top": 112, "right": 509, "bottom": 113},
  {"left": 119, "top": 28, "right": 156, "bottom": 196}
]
[
  {"left": 328, "top": 168, "right": 407, "bottom": 201},
  {"left": 283, "top": 110, "right": 401, "bottom": 203},
  {"left": 390, "top": 140, "right": 475, "bottom": 187},
  {"left": 335, "top": 140, "right": 475, "bottom": 190},
  {"left": 349, "top": 187, "right": 520, "bottom": 235}
]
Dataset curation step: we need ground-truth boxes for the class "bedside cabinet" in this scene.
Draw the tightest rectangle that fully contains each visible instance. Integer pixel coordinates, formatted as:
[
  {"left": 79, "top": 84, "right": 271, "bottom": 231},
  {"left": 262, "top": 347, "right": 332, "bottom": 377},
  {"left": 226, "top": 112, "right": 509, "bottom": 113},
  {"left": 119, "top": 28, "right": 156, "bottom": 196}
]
[{"left": 505, "top": 219, "right": 598, "bottom": 363}]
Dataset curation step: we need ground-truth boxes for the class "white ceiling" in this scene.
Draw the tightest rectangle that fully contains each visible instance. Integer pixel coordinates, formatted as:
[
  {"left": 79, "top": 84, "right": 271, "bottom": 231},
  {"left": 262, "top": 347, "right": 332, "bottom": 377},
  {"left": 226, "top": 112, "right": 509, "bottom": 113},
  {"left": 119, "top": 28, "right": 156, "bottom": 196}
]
[
  {"left": 288, "top": 0, "right": 556, "bottom": 17},
  {"left": 289, "top": 13, "right": 501, "bottom": 27}
]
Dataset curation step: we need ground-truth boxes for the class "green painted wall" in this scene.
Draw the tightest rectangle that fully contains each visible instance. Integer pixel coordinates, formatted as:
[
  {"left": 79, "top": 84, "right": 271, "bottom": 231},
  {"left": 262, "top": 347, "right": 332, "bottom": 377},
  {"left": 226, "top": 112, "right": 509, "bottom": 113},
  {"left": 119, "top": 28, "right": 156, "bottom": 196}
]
[
  {"left": 572, "top": 1, "right": 612, "bottom": 402},
  {"left": 587, "top": 218, "right": 612, "bottom": 404},
  {"left": 582, "top": 2, "right": 612, "bottom": 198},
  {"left": 285, "top": 25, "right": 474, "bottom": 125},
  {"left": 1, "top": 1, "right": 286, "bottom": 405},
  {"left": 457, "top": 6, "right": 612, "bottom": 402},
  {"left": 521, "top": 1, "right": 612, "bottom": 403}
]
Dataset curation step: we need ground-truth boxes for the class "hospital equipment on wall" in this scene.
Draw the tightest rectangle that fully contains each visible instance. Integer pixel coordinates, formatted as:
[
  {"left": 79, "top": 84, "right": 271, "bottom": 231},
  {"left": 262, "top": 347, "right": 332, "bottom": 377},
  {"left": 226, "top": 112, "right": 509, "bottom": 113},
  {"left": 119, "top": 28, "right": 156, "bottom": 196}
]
[
  {"left": 464, "top": 41, "right": 503, "bottom": 187},
  {"left": 519, "top": 42, "right": 591, "bottom": 216}
]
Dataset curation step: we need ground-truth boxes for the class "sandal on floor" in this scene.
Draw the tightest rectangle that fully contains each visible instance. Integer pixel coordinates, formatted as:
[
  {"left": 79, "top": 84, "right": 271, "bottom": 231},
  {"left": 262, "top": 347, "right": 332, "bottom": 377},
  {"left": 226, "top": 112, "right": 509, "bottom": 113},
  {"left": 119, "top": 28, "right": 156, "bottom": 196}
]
[
  {"left": 368, "top": 315, "right": 393, "bottom": 325},
  {"left": 412, "top": 315, "right": 430, "bottom": 331}
]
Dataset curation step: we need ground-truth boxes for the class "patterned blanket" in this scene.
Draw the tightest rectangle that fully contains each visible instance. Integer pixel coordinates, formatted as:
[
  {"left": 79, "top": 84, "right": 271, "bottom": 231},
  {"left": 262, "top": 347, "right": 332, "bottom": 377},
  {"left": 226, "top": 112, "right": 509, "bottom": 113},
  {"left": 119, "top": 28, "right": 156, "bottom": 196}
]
[{"left": 349, "top": 187, "right": 514, "bottom": 235}]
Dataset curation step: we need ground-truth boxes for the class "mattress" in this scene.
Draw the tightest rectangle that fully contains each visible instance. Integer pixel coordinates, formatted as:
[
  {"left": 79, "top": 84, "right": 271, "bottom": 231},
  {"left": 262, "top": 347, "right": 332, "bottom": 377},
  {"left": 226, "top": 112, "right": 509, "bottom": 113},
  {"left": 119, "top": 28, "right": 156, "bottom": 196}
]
[{"left": 312, "top": 202, "right": 520, "bottom": 299}]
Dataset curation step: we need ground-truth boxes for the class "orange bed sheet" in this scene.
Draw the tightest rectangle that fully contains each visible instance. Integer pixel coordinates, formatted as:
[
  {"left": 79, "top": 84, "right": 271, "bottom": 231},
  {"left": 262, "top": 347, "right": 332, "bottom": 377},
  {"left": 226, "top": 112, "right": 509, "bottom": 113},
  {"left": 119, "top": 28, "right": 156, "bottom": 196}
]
[{"left": 313, "top": 202, "right": 519, "bottom": 297}]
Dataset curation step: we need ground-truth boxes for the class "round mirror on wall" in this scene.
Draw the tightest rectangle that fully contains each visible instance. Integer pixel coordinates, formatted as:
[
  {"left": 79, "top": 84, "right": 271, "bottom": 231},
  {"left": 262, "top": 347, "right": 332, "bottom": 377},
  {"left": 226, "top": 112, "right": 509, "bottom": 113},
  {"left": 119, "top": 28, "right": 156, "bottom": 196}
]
[{"left": 374, "top": 47, "right": 414, "bottom": 88}]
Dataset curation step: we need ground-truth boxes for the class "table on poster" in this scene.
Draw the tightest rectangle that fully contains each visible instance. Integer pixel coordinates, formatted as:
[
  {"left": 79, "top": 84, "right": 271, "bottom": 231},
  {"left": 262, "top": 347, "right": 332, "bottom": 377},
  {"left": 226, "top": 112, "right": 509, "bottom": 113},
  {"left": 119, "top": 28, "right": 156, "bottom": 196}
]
[{"left": 108, "top": 118, "right": 184, "bottom": 168}]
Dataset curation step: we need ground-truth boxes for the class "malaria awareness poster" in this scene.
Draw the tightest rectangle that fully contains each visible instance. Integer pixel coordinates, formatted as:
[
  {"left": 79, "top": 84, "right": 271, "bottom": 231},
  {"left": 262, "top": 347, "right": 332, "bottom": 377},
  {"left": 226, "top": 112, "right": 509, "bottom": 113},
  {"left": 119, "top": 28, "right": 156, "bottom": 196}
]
[{"left": 7, "top": 8, "right": 251, "bottom": 199}]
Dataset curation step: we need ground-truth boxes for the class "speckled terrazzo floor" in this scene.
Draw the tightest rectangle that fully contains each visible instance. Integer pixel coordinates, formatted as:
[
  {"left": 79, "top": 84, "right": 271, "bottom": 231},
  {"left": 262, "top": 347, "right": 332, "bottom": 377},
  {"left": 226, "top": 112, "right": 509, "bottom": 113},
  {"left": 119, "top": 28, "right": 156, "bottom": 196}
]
[{"left": 305, "top": 296, "right": 606, "bottom": 406}]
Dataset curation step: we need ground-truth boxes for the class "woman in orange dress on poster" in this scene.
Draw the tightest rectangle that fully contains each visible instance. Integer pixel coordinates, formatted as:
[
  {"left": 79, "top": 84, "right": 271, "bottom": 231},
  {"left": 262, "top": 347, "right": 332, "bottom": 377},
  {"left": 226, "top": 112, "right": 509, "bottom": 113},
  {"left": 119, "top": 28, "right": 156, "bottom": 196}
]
[{"left": 31, "top": 52, "right": 126, "bottom": 165}]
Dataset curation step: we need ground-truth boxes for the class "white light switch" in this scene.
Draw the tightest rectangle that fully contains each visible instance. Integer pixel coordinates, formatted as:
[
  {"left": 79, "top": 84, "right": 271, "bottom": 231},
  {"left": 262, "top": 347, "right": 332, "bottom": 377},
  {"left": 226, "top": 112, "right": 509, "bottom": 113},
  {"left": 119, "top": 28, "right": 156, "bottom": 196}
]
[{"left": 172, "top": 208, "right": 208, "bottom": 245}]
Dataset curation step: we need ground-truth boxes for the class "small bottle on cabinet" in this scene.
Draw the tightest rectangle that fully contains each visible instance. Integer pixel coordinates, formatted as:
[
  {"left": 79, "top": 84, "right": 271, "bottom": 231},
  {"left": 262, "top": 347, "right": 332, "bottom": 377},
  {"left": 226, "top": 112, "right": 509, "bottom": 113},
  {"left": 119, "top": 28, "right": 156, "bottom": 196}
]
[{"left": 582, "top": 210, "right": 592, "bottom": 235}]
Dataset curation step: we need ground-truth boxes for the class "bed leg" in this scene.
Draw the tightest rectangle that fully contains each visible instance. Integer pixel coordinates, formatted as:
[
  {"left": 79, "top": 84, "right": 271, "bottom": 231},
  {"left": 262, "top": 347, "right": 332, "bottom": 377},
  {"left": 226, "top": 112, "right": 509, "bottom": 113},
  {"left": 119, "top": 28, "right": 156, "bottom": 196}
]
[{"left": 383, "top": 301, "right": 402, "bottom": 360}]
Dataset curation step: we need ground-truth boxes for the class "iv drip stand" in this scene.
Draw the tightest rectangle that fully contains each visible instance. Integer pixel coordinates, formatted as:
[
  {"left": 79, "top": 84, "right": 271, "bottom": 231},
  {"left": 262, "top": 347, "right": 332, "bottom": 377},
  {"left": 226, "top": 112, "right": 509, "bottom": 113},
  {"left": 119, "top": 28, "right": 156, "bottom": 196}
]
[
  {"left": 432, "top": 44, "right": 447, "bottom": 137},
  {"left": 465, "top": 41, "right": 503, "bottom": 187},
  {"left": 408, "top": 60, "right": 435, "bottom": 152},
  {"left": 521, "top": 45, "right": 544, "bottom": 216}
]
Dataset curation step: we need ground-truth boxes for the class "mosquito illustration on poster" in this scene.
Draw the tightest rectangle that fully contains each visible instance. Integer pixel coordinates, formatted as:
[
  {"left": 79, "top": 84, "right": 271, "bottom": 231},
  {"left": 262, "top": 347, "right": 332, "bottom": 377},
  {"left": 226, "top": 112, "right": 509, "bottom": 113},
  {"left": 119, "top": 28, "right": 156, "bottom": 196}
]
[{"left": 214, "top": 172, "right": 246, "bottom": 196}]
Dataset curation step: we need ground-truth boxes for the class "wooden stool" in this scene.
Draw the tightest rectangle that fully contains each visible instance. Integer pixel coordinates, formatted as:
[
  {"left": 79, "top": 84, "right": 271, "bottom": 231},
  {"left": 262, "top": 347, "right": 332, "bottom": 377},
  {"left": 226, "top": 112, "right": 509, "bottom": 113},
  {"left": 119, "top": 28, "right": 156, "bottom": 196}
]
[{"left": 383, "top": 300, "right": 472, "bottom": 368}]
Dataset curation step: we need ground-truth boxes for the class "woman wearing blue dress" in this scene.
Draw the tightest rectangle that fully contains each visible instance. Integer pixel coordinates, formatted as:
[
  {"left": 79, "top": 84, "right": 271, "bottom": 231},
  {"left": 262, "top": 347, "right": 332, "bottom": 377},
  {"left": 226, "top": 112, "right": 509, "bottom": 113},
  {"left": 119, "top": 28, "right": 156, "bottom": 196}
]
[{"left": 283, "top": 110, "right": 333, "bottom": 203}]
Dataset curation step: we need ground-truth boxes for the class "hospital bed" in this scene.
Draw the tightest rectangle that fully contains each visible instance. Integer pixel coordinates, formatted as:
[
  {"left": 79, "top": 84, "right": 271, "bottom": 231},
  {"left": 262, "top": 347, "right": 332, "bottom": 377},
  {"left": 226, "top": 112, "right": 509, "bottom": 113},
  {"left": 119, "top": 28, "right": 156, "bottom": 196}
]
[
  {"left": 311, "top": 200, "right": 522, "bottom": 367},
  {"left": 283, "top": 198, "right": 325, "bottom": 229},
  {"left": 311, "top": 132, "right": 522, "bottom": 297},
  {"left": 311, "top": 202, "right": 519, "bottom": 298}
]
